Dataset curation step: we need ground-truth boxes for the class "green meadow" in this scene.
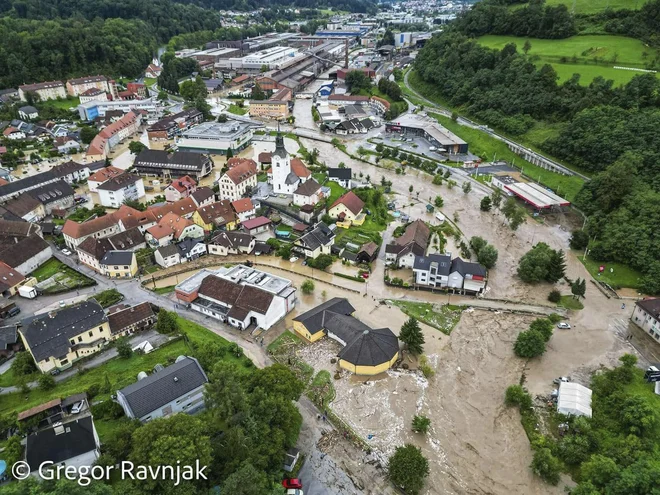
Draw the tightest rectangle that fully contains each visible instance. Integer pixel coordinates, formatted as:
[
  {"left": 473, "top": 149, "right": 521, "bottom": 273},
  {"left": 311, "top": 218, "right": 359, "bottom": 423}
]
[{"left": 544, "top": 0, "right": 648, "bottom": 14}]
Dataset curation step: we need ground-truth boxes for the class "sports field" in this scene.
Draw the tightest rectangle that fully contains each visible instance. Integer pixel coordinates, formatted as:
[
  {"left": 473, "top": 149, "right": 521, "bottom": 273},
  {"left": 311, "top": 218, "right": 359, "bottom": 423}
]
[
  {"left": 478, "top": 34, "right": 658, "bottom": 86},
  {"left": 545, "top": 0, "right": 647, "bottom": 14}
]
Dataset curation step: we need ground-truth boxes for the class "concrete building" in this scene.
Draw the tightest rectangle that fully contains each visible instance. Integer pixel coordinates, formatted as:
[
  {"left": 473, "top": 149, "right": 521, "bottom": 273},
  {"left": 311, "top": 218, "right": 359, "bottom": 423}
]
[
  {"left": 147, "top": 109, "right": 203, "bottom": 141},
  {"left": 19, "top": 81, "right": 66, "bottom": 102},
  {"left": 328, "top": 191, "right": 365, "bottom": 223},
  {"left": 0, "top": 235, "right": 52, "bottom": 276},
  {"left": 28, "top": 180, "right": 75, "bottom": 215},
  {"left": 328, "top": 167, "right": 352, "bottom": 189},
  {"left": 631, "top": 298, "right": 660, "bottom": 343},
  {"left": 208, "top": 231, "right": 255, "bottom": 256},
  {"left": 79, "top": 88, "right": 108, "bottom": 104},
  {"left": 231, "top": 198, "right": 256, "bottom": 223},
  {"left": 192, "top": 201, "right": 238, "bottom": 232},
  {"left": 66, "top": 75, "right": 109, "bottom": 97},
  {"left": 155, "top": 244, "right": 181, "bottom": 268},
  {"left": 164, "top": 175, "right": 197, "bottom": 202},
  {"left": 99, "top": 251, "right": 138, "bottom": 279},
  {"left": 116, "top": 356, "right": 209, "bottom": 422},
  {"left": 77, "top": 98, "right": 159, "bottom": 122},
  {"left": 217, "top": 160, "right": 258, "bottom": 202},
  {"left": 134, "top": 150, "right": 214, "bottom": 180},
  {"left": 18, "top": 106, "right": 38, "bottom": 120},
  {"left": 385, "top": 219, "right": 430, "bottom": 268},
  {"left": 95, "top": 173, "right": 146, "bottom": 209},
  {"left": 385, "top": 114, "right": 468, "bottom": 155},
  {"left": 293, "top": 178, "right": 322, "bottom": 207},
  {"left": 176, "top": 121, "right": 255, "bottom": 155},
  {"left": 87, "top": 166, "right": 124, "bottom": 192},
  {"left": 4, "top": 195, "right": 46, "bottom": 223},
  {"left": 86, "top": 111, "right": 142, "bottom": 161}
]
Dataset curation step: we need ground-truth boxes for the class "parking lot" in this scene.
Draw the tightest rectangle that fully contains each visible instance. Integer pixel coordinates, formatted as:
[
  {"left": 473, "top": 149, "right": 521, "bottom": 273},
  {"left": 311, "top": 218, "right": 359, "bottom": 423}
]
[{"left": 371, "top": 130, "right": 478, "bottom": 164}]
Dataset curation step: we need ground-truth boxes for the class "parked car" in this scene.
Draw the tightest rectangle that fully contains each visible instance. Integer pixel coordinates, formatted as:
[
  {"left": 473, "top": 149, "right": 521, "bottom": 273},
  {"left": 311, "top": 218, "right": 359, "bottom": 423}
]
[
  {"left": 286, "top": 490, "right": 303, "bottom": 495},
  {"left": 553, "top": 376, "right": 571, "bottom": 385},
  {"left": 61, "top": 248, "right": 72, "bottom": 256},
  {"left": 361, "top": 273, "right": 369, "bottom": 279},
  {"left": 557, "top": 322, "right": 571, "bottom": 329},
  {"left": 71, "top": 401, "right": 84, "bottom": 414},
  {"left": 289, "top": 256, "right": 299, "bottom": 263},
  {"left": 282, "top": 479, "right": 302, "bottom": 490},
  {"left": 7, "top": 306, "right": 20, "bottom": 318},
  {"left": 59, "top": 300, "right": 66, "bottom": 308},
  {"left": 429, "top": 146, "right": 438, "bottom": 151}
]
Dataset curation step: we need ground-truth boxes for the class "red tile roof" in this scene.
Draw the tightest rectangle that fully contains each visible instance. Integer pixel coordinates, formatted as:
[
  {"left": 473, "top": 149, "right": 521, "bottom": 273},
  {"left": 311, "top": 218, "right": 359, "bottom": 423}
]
[
  {"left": 225, "top": 160, "right": 257, "bottom": 185},
  {"left": 88, "top": 165, "right": 123, "bottom": 184},
  {"left": 168, "top": 175, "right": 197, "bottom": 193},
  {"left": 331, "top": 191, "right": 365, "bottom": 216},
  {"left": 291, "top": 158, "right": 311, "bottom": 178},
  {"left": 231, "top": 198, "right": 254, "bottom": 214},
  {"left": 242, "top": 216, "right": 271, "bottom": 230}
]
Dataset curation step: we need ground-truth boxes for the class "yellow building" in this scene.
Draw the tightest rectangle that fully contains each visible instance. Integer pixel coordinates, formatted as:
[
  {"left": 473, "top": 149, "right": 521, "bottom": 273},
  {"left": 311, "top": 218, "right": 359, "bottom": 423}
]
[
  {"left": 192, "top": 201, "right": 238, "bottom": 233},
  {"left": 18, "top": 300, "right": 114, "bottom": 373},
  {"left": 328, "top": 191, "right": 365, "bottom": 223},
  {"left": 293, "top": 298, "right": 400, "bottom": 376},
  {"left": 248, "top": 100, "right": 290, "bottom": 119},
  {"left": 100, "top": 251, "right": 138, "bottom": 279}
]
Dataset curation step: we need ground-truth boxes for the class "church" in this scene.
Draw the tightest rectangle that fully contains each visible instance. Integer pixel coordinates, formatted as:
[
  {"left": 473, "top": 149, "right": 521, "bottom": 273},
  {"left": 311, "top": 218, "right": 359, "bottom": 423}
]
[{"left": 267, "top": 132, "right": 312, "bottom": 195}]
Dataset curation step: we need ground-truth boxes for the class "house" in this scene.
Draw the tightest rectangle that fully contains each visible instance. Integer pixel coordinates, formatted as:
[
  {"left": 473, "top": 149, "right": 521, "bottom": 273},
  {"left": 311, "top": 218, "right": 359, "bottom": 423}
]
[
  {"left": 87, "top": 166, "right": 125, "bottom": 192},
  {"left": 0, "top": 324, "right": 21, "bottom": 358},
  {"left": 18, "top": 106, "right": 38, "bottom": 120},
  {"left": 293, "top": 222, "right": 335, "bottom": 259},
  {"left": 231, "top": 198, "right": 256, "bottom": 223},
  {"left": 193, "top": 201, "right": 238, "bottom": 232},
  {"left": 56, "top": 137, "right": 82, "bottom": 155},
  {"left": 412, "top": 253, "right": 452, "bottom": 288},
  {"left": 134, "top": 150, "right": 214, "bottom": 180},
  {"left": 189, "top": 271, "right": 295, "bottom": 330},
  {"left": 126, "top": 82, "right": 147, "bottom": 99},
  {"left": 190, "top": 187, "right": 215, "bottom": 208},
  {"left": 146, "top": 109, "right": 203, "bottom": 141},
  {"left": 4, "top": 195, "right": 46, "bottom": 223},
  {"left": 328, "top": 167, "right": 352, "bottom": 188},
  {"left": 293, "top": 178, "right": 323, "bottom": 207},
  {"left": 66, "top": 75, "right": 109, "bottom": 97},
  {"left": 241, "top": 216, "right": 271, "bottom": 235},
  {"left": 0, "top": 262, "right": 25, "bottom": 297},
  {"left": 108, "top": 302, "right": 155, "bottom": 338},
  {"left": 177, "top": 238, "right": 207, "bottom": 261},
  {"left": 107, "top": 227, "right": 146, "bottom": 251},
  {"left": 208, "top": 231, "right": 255, "bottom": 256},
  {"left": 26, "top": 416, "right": 101, "bottom": 475},
  {"left": 146, "top": 212, "right": 204, "bottom": 246},
  {"left": 155, "top": 244, "right": 182, "bottom": 268},
  {"left": 448, "top": 257, "right": 487, "bottom": 293},
  {"left": 3, "top": 126, "right": 25, "bottom": 140},
  {"left": 145, "top": 63, "right": 162, "bottom": 79},
  {"left": 217, "top": 160, "right": 258, "bottom": 202},
  {"left": 631, "top": 298, "right": 660, "bottom": 343},
  {"left": 19, "top": 81, "right": 66, "bottom": 101},
  {"left": 52, "top": 161, "right": 91, "bottom": 184},
  {"left": 99, "top": 251, "right": 138, "bottom": 279},
  {"left": 62, "top": 214, "right": 121, "bottom": 249},
  {"left": 19, "top": 300, "right": 111, "bottom": 372},
  {"left": 95, "top": 173, "right": 145, "bottom": 208},
  {"left": 28, "top": 180, "right": 75, "bottom": 214},
  {"left": 328, "top": 191, "right": 365, "bottom": 223},
  {"left": 385, "top": 219, "right": 430, "bottom": 268},
  {"left": 293, "top": 298, "right": 399, "bottom": 375},
  {"left": 76, "top": 237, "right": 114, "bottom": 273},
  {"left": 116, "top": 356, "right": 209, "bottom": 422},
  {"left": 149, "top": 197, "right": 197, "bottom": 221},
  {"left": 164, "top": 175, "right": 197, "bottom": 202},
  {"left": 114, "top": 205, "right": 158, "bottom": 233},
  {"left": 0, "top": 170, "right": 60, "bottom": 202},
  {"left": 79, "top": 88, "right": 107, "bottom": 104},
  {"left": 267, "top": 133, "right": 311, "bottom": 195},
  {"left": 249, "top": 98, "right": 290, "bottom": 119},
  {"left": 258, "top": 152, "right": 272, "bottom": 169},
  {"left": 0, "top": 235, "right": 52, "bottom": 276}
]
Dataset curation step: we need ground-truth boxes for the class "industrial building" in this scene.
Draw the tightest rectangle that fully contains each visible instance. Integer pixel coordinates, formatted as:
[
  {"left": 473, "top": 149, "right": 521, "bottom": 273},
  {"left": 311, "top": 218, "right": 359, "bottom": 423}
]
[
  {"left": 216, "top": 46, "right": 303, "bottom": 74},
  {"left": 385, "top": 114, "right": 468, "bottom": 155},
  {"left": 491, "top": 175, "right": 570, "bottom": 210},
  {"left": 77, "top": 98, "right": 160, "bottom": 122}
]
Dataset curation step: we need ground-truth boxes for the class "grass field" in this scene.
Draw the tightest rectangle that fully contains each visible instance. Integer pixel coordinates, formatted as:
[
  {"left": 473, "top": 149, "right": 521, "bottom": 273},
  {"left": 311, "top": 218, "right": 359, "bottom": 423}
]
[
  {"left": 30, "top": 258, "right": 96, "bottom": 294},
  {"left": 545, "top": 0, "right": 648, "bottom": 13},
  {"left": 41, "top": 97, "right": 80, "bottom": 111},
  {"left": 558, "top": 295, "right": 584, "bottom": 310},
  {"left": 428, "top": 112, "right": 585, "bottom": 200},
  {"left": 227, "top": 103, "right": 248, "bottom": 115},
  {"left": 390, "top": 300, "right": 463, "bottom": 335},
  {"left": 578, "top": 256, "right": 644, "bottom": 290},
  {"left": 477, "top": 34, "right": 658, "bottom": 86}
]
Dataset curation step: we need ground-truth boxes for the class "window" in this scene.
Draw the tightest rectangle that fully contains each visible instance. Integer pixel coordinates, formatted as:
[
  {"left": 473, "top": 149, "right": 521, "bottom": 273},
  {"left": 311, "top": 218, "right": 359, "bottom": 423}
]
[
  {"left": 78, "top": 336, "right": 82, "bottom": 342},
  {"left": 124, "top": 266, "right": 129, "bottom": 269},
  {"left": 70, "top": 340, "right": 75, "bottom": 346},
  {"left": 114, "top": 266, "right": 118, "bottom": 270},
  {"left": 88, "top": 331, "right": 93, "bottom": 337},
  {"left": 99, "top": 327, "right": 103, "bottom": 332}
]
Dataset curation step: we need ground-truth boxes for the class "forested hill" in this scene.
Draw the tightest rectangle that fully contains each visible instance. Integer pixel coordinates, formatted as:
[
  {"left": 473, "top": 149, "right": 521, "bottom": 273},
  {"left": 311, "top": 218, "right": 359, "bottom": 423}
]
[
  {"left": 413, "top": 0, "right": 660, "bottom": 294},
  {"left": 172, "top": 0, "right": 378, "bottom": 14},
  {"left": 0, "top": 0, "right": 221, "bottom": 88}
]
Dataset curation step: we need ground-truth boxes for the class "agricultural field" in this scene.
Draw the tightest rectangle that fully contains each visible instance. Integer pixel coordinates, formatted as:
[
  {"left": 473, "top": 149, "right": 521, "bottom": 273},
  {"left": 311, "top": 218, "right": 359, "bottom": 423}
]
[
  {"left": 478, "top": 34, "right": 659, "bottom": 86},
  {"left": 545, "top": 0, "right": 648, "bottom": 14}
]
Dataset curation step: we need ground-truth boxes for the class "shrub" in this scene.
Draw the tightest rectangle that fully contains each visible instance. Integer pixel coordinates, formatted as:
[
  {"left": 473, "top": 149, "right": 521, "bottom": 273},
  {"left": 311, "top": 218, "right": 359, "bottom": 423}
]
[
  {"left": 11, "top": 351, "right": 37, "bottom": 376},
  {"left": 418, "top": 355, "right": 435, "bottom": 379},
  {"left": 514, "top": 330, "right": 546, "bottom": 358},
  {"left": 86, "top": 383, "right": 101, "bottom": 399},
  {"left": 530, "top": 448, "right": 562, "bottom": 485},
  {"left": 548, "top": 289, "right": 561, "bottom": 303},
  {"left": 412, "top": 415, "right": 431, "bottom": 434},
  {"left": 91, "top": 400, "right": 125, "bottom": 420},
  {"left": 301, "top": 279, "right": 315, "bottom": 294},
  {"left": 547, "top": 313, "right": 562, "bottom": 324},
  {"left": 505, "top": 385, "right": 532, "bottom": 409},
  {"left": 529, "top": 318, "right": 554, "bottom": 342},
  {"left": 38, "top": 374, "right": 56, "bottom": 391}
]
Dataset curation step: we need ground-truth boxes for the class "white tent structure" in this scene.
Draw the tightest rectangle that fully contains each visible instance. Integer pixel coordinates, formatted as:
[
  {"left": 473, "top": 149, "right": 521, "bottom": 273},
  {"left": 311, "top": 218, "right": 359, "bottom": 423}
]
[{"left": 557, "top": 382, "right": 592, "bottom": 418}]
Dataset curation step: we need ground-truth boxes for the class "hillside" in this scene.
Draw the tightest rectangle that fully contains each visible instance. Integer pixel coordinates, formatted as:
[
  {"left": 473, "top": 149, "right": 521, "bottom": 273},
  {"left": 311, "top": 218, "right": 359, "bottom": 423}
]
[{"left": 545, "top": 0, "right": 647, "bottom": 13}]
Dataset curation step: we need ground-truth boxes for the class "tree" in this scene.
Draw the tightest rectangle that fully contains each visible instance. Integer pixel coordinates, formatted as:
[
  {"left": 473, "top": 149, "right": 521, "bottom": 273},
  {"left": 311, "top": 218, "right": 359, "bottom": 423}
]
[
  {"left": 618, "top": 394, "right": 657, "bottom": 435},
  {"left": 514, "top": 330, "right": 546, "bottom": 358},
  {"left": 469, "top": 236, "right": 488, "bottom": 253},
  {"left": 217, "top": 113, "right": 228, "bottom": 123},
  {"left": 409, "top": 185, "right": 414, "bottom": 193},
  {"left": 80, "top": 126, "right": 99, "bottom": 144},
  {"left": 308, "top": 254, "right": 333, "bottom": 271},
  {"left": 399, "top": 317, "right": 425, "bottom": 355},
  {"left": 378, "top": 29, "right": 395, "bottom": 48},
  {"left": 411, "top": 415, "right": 431, "bottom": 434},
  {"left": 477, "top": 244, "right": 498, "bottom": 269},
  {"left": 116, "top": 336, "right": 133, "bottom": 359},
  {"left": 523, "top": 40, "right": 532, "bottom": 55},
  {"left": 221, "top": 462, "right": 270, "bottom": 495},
  {"left": 569, "top": 229, "right": 589, "bottom": 250},
  {"left": 128, "top": 141, "right": 147, "bottom": 155},
  {"left": 11, "top": 351, "right": 36, "bottom": 376},
  {"left": 388, "top": 444, "right": 430, "bottom": 495},
  {"left": 180, "top": 75, "right": 207, "bottom": 101},
  {"left": 548, "top": 289, "right": 561, "bottom": 303},
  {"left": 491, "top": 188, "right": 503, "bottom": 209},
  {"left": 443, "top": 169, "right": 451, "bottom": 179},
  {"left": 505, "top": 385, "right": 532, "bottom": 408},
  {"left": 462, "top": 181, "right": 472, "bottom": 194},
  {"left": 344, "top": 70, "right": 372, "bottom": 92},
  {"left": 529, "top": 318, "right": 553, "bottom": 342},
  {"left": 157, "top": 90, "right": 169, "bottom": 102},
  {"left": 251, "top": 83, "right": 266, "bottom": 101},
  {"left": 194, "top": 96, "right": 212, "bottom": 119},
  {"left": 546, "top": 250, "right": 566, "bottom": 283},
  {"left": 250, "top": 364, "right": 304, "bottom": 402},
  {"left": 434, "top": 195, "right": 444, "bottom": 207},
  {"left": 480, "top": 196, "right": 492, "bottom": 211},
  {"left": 517, "top": 243, "right": 553, "bottom": 283},
  {"left": 156, "top": 308, "right": 179, "bottom": 334},
  {"left": 301, "top": 279, "right": 315, "bottom": 294},
  {"left": 38, "top": 373, "right": 56, "bottom": 391},
  {"left": 581, "top": 454, "right": 620, "bottom": 489},
  {"left": 530, "top": 447, "right": 562, "bottom": 485},
  {"left": 3, "top": 436, "right": 23, "bottom": 480}
]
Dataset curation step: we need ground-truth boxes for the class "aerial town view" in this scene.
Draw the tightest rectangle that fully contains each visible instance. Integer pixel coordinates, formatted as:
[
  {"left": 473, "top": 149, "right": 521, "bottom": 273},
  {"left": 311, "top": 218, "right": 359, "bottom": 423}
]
[{"left": 0, "top": 0, "right": 659, "bottom": 494}]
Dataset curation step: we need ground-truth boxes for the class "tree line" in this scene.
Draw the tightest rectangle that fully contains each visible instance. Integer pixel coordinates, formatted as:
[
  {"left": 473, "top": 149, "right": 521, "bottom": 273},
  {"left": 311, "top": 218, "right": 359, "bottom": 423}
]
[{"left": 172, "top": 0, "right": 378, "bottom": 14}]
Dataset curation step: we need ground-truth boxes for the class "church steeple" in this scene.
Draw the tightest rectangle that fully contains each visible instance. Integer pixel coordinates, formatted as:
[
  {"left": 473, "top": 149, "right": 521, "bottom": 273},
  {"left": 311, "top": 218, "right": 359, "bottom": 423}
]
[{"left": 273, "top": 122, "right": 287, "bottom": 158}]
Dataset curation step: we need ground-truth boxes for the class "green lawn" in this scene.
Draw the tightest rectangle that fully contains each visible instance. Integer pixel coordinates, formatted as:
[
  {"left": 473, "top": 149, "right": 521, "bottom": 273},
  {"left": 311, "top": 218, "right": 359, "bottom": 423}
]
[
  {"left": 0, "top": 367, "right": 38, "bottom": 388},
  {"left": 30, "top": 258, "right": 96, "bottom": 294},
  {"left": 31, "top": 258, "right": 68, "bottom": 281},
  {"left": 578, "top": 256, "right": 644, "bottom": 290},
  {"left": 144, "top": 77, "right": 157, "bottom": 88},
  {"left": 558, "top": 295, "right": 584, "bottom": 310},
  {"left": 93, "top": 288, "right": 124, "bottom": 308},
  {"left": 477, "top": 34, "right": 659, "bottom": 86},
  {"left": 326, "top": 180, "right": 347, "bottom": 206},
  {"left": 0, "top": 316, "right": 248, "bottom": 417},
  {"left": 312, "top": 172, "right": 327, "bottom": 184},
  {"left": 390, "top": 300, "right": 463, "bottom": 335},
  {"left": 428, "top": 112, "right": 585, "bottom": 201},
  {"left": 545, "top": 0, "right": 648, "bottom": 14},
  {"left": 307, "top": 370, "right": 336, "bottom": 408},
  {"left": 41, "top": 97, "right": 80, "bottom": 111},
  {"left": 228, "top": 103, "right": 248, "bottom": 115}
]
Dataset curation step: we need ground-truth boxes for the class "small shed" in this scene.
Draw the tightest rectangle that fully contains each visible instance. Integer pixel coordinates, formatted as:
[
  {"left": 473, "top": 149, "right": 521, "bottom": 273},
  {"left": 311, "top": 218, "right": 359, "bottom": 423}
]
[
  {"left": 283, "top": 447, "right": 300, "bottom": 472},
  {"left": 557, "top": 382, "right": 592, "bottom": 418}
]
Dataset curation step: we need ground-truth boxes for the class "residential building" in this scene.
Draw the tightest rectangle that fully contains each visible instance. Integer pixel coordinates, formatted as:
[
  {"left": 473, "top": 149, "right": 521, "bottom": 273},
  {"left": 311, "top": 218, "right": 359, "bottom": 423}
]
[
  {"left": 145, "top": 63, "right": 162, "bottom": 79},
  {"left": 293, "top": 222, "right": 335, "bottom": 259},
  {"left": 134, "top": 150, "right": 214, "bottom": 180},
  {"left": 183, "top": 266, "right": 296, "bottom": 330},
  {"left": 146, "top": 109, "right": 203, "bottom": 141},
  {"left": 0, "top": 262, "right": 25, "bottom": 297},
  {"left": 56, "top": 137, "right": 82, "bottom": 155},
  {"left": 328, "top": 191, "right": 365, "bottom": 222},
  {"left": 164, "top": 175, "right": 197, "bottom": 203},
  {"left": 95, "top": 173, "right": 146, "bottom": 208},
  {"left": 249, "top": 99, "right": 290, "bottom": 119},
  {"left": 62, "top": 214, "right": 121, "bottom": 249},
  {"left": 176, "top": 120, "right": 256, "bottom": 155},
  {"left": 116, "top": 356, "right": 209, "bottom": 422},
  {"left": 86, "top": 111, "right": 142, "bottom": 161},
  {"left": 108, "top": 302, "right": 155, "bottom": 338},
  {"left": 19, "top": 300, "right": 111, "bottom": 372},
  {"left": 4, "top": 195, "right": 45, "bottom": 223},
  {"left": 77, "top": 98, "right": 159, "bottom": 122},
  {"left": 18, "top": 106, "right": 38, "bottom": 120},
  {"left": 126, "top": 82, "right": 147, "bottom": 99},
  {"left": 28, "top": 180, "right": 75, "bottom": 214},
  {"left": 231, "top": 198, "right": 256, "bottom": 222},
  {"left": 66, "top": 75, "right": 109, "bottom": 97},
  {"left": 412, "top": 253, "right": 452, "bottom": 289},
  {"left": 106, "top": 227, "right": 145, "bottom": 251},
  {"left": 149, "top": 197, "right": 198, "bottom": 221},
  {"left": 87, "top": 166, "right": 124, "bottom": 192},
  {"left": 79, "top": 88, "right": 107, "bottom": 104},
  {"left": 18, "top": 81, "right": 66, "bottom": 102},
  {"left": 193, "top": 201, "right": 238, "bottom": 232},
  {"left": 155, "top": 244, "right": 182, "bottom": 267},
  {"left": 293, "top": 298, "right": 399, "bottom": 375},
  {"left": 447, "top": 257, "right": 488, "bottom": 293},
  {"left": 241, "top": 216, "right": 271, "bottom": 235},
  {"left": 328, "top": 167, "right": 352, "bottom": 188},
  {"left": 26, "top": 416, "right": 101, "bottom": 475},
  {"left": 208, "top": 231, "right": 255, "bottom": 256},
  {"left": 0, "top": 324, "right": 21, "bottom": 358},
  {"left": 100, "top": 251, "right": 138, "bottom": 278},
  {"left": 3, "top": 127, "right": 25, "bottom": 140},
  {"left": 217, "top": 159, "right": 258, "bottom": 202},
  {"left": 177, "top": 238, "right": 207, "bottom": 262},
  {"left": 631, "top": 298, "right": 660, "bottom": 343},
  {"left": 52, "top": 160, "right": 91, "bottom": 184},
  {"left": 0, "top": 170, "right": 59, "bottom": 202},
  {"left": 76, "top": 228, "right": 144, "bottom": 273},
  {"left": 113, "top": 204, "right": 158, "bottom": 232},
  {"left": 267, "top": 133, "right": 311, "bottom": 195},
  {"left": 293, "top": 178, "right": 322, "bottom": 207},
  {"left": 0, "top": 235, "right": 52, "bottom": 276},
  {"left": 146, "top": 212, "right": 203, "bottom": 246},
  {"left": 191, "top": 187, "right": 215, "bottom": 207},
  {"left": 385, "top": 219, "right": 430, "bottom": 268}
]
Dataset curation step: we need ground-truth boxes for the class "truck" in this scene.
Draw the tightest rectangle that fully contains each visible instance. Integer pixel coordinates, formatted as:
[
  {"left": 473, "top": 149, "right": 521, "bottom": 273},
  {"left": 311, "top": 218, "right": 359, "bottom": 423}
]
[
  {"left": 0, "top": 302, "right": 19, "bottom": 319},
  {"left": 18, "top": 285, "right": 38, "bottom": 299}
]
